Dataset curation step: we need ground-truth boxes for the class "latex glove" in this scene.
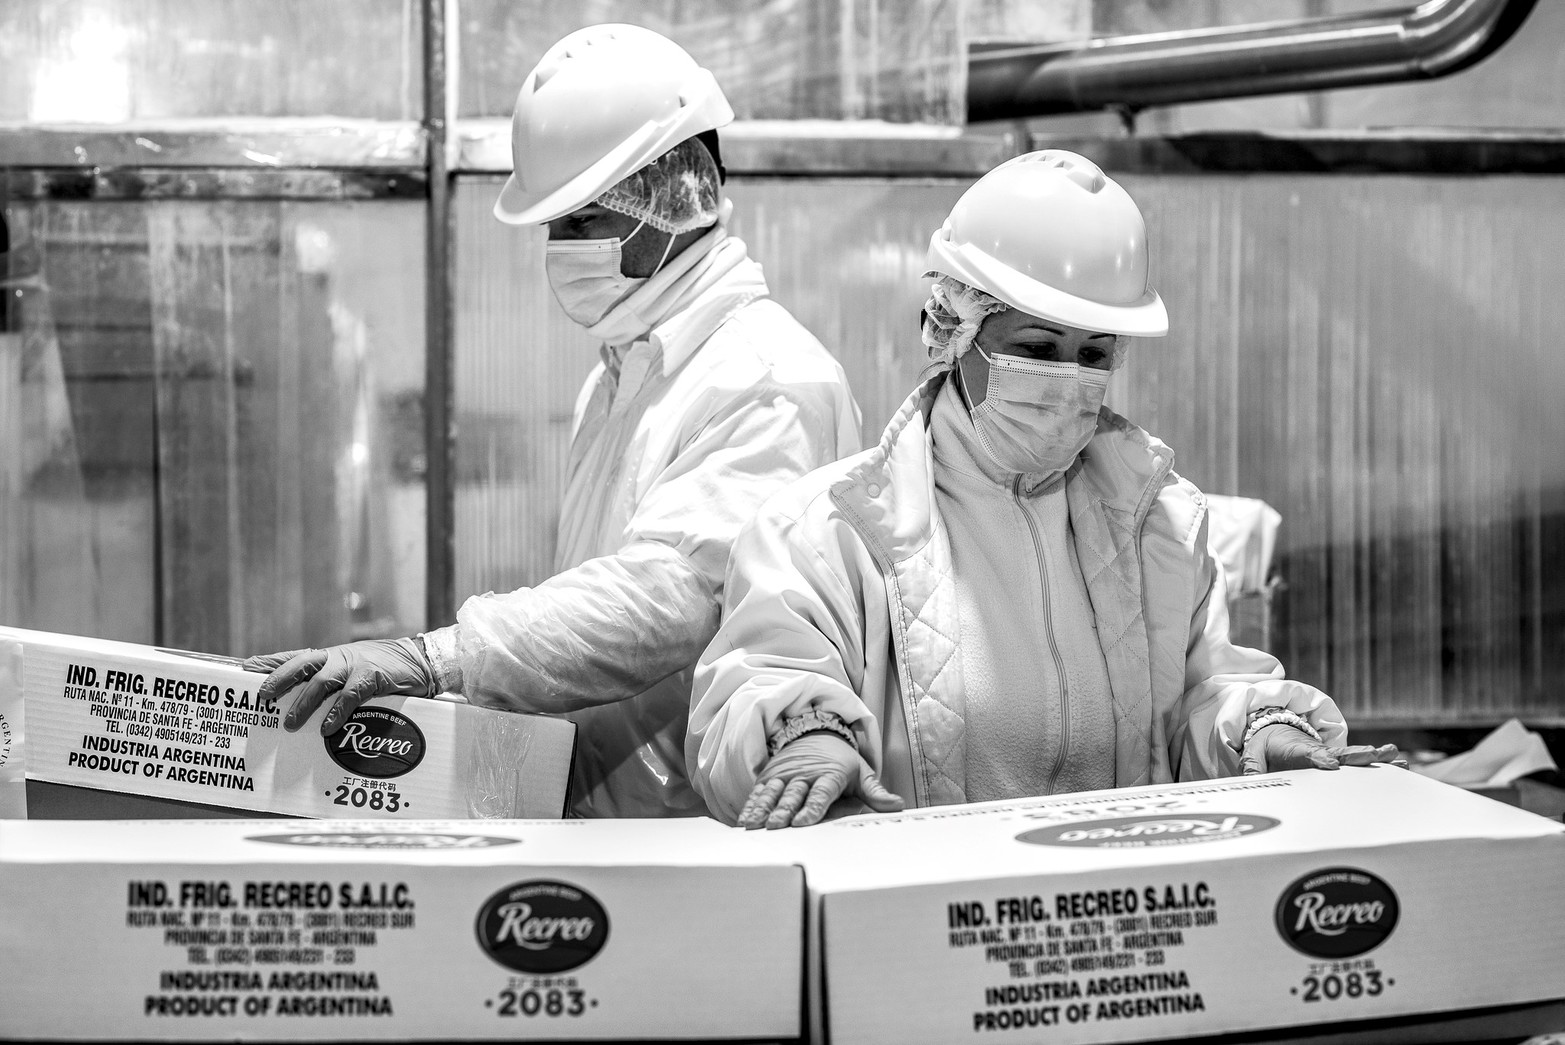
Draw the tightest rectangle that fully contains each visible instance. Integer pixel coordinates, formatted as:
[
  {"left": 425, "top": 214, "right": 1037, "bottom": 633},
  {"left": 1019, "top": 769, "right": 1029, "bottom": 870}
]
[
  {"left": 244, "top": 638, "right": 436, "bottom": 736},
  {"left": 738, "top": 733, "right": 904, "bottom": 830},
  {"left": 1241, "top": 723, "right": 1405, "bottom": 775}
]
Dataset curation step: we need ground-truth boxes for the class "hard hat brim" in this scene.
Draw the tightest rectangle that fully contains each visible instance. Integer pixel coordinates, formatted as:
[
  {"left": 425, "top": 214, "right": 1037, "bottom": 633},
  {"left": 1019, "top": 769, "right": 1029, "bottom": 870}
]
[
  {"left": 925, "top": 234, "right": 1169, "bottom": 338},
  {"left": 493, "top": 70, "right": 734, "bottom": 227},
  {"left": 493, "top": 121, "right": 661, "bottom": 226}
]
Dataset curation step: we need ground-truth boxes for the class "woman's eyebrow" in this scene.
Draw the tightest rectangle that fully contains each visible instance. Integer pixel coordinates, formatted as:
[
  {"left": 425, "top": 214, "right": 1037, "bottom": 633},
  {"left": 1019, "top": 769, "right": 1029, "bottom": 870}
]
[{"left": 1013, "top": 322, "right": 1113, "bottom": 341}]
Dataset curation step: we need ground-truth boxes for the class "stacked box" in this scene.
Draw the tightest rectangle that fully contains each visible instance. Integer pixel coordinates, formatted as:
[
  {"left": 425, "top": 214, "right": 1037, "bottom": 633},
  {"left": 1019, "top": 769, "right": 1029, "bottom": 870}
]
[
  {"left": 0, "top": 817, "right": 803, "bottom": 1041},
  {"left": 0, "top": 628, "right": 575, "bottom": 819},
  {"left": 750, "top": 767, "right": 1565, "bottom": 1044}
]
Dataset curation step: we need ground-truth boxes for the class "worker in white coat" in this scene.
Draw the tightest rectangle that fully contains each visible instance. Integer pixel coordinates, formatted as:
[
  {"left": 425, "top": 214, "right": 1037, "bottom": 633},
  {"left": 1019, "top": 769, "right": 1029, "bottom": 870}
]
[
  {"left": 248, "top": 24, "right": 862, "bottom": 818},
  {"left": 688, "top": 150, "right": 1399, "bottom": 829}
]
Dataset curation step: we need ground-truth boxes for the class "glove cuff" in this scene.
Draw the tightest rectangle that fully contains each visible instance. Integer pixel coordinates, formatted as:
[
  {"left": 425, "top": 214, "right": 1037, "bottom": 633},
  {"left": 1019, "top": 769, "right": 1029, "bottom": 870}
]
[
  {"left": 417, "top": 628, "right": 464, "bottom": 694},
  {"left": 768, "top": 709, "right": 858, "bottom": 757},
  {"left": 1242, "top": 706, "right": 1322, "bottom": 750}
]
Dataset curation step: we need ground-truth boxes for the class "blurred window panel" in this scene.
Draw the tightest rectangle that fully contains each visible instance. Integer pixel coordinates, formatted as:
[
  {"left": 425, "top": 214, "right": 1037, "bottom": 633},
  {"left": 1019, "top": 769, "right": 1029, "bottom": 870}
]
[
  {"left": 449, "top": 179, "right": 593, "bottom": 605},
  {"left": 456, "top": 0, "right": 964, "bottom": 123},
  {"left": 0, "top": 0, "right": 420, "bottom": 122},
  {"left": 0, "top": 200, "right": 425, "bottom": 656},
  {"left": 0, "top": 235, "right": 102, "bottom": 637},
  {"left": 724, "top": 179, "right": 965, "bottom": 439},
  {"left": 1111, "top": 173, "right": 1565, "bottom": 721}
]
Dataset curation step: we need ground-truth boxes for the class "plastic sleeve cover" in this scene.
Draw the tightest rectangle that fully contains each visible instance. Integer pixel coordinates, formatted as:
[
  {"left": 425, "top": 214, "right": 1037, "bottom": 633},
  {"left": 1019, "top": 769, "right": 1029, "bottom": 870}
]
[
  {"left": 437, "top": 372, "right": 858, "bottom": 715},
  {"left": 446, "top": 542, "right": 717, "bottom": 715}
]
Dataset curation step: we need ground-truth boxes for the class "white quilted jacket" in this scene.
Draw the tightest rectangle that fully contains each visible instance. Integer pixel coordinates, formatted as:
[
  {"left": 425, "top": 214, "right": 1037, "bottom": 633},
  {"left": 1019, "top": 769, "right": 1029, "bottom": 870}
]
[{"left": 689, "top": 373, "right": 1348, "bottom": 824}]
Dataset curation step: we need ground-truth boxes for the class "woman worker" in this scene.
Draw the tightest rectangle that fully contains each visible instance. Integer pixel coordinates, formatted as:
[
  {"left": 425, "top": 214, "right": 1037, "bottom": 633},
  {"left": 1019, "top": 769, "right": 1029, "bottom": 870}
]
[{"left": 687, "top": 150, "right": 1399, "bottom": 829}]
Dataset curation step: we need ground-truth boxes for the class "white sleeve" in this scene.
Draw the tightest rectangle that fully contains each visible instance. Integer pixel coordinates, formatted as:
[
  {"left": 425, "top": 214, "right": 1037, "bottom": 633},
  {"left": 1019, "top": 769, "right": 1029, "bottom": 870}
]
[
  {"left": 434, "top": 380, "right": 858, "bottom": 715},
  {"left": 1165, "top": 519, "right": 1346, "bottom": 781},
  {"left": 688, "top": 496, "right": 880, "bottom": 825}
]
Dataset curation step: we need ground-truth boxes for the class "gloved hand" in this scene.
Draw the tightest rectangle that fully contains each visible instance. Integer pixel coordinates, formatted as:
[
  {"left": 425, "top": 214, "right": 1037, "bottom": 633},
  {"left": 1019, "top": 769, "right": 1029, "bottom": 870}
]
[
  {"left": 1241, "top": 723, "right": 1405, "bottom": 775},
  {"left": 738, "top": 733, "right": 904, "bottom": 830},
  {"left": 244, "top": 638, "right": 436, "bottom": 736}
]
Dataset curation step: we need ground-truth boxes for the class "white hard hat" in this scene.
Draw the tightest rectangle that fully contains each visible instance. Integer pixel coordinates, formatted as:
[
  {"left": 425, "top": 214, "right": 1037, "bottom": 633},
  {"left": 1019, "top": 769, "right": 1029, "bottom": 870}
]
[
  {"left": 924, "top": 150, "right": 1167, "bottom": 337},
  {"left": 494, "top": 23, "right": 734, "bottom": 226}
]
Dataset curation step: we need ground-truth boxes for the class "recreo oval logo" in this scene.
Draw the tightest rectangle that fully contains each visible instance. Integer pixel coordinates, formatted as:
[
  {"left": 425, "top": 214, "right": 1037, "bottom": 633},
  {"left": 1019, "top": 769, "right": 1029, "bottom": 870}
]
[
  {"left": 1275, "top": 867, "right": 1399, "bottom": 958},
  {"left": 325, "top": 707, "right": 425, "bottom": 778},
  {"left": 1017, "top": 813, "right": 1280, "bottom": 848},
  {"left": 475, "top": 880, "right": 610, "bottom": 974}
]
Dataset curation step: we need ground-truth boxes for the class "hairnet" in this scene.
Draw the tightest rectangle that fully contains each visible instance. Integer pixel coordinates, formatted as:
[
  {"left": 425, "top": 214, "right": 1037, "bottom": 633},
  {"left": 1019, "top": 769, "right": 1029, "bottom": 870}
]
[
  {"left": 921, "top": 275, "right": 1009, "bottom": 366},
  {"left": 920, "top": 274, "right": 1131, "bottom": 370},
  {"left": 596, "top": 136, "right": 722, "bottom": 235}
]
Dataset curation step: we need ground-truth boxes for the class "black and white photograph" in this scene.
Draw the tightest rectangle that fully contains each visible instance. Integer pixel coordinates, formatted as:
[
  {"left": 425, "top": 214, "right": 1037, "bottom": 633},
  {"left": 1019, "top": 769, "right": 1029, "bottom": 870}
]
[{"left": 1, "top": 3, "right": 1563, "bottom": 1043}]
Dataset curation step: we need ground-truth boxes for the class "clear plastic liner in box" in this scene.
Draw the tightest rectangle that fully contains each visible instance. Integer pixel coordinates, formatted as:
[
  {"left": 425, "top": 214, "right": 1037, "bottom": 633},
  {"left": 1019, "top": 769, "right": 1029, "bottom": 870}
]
[{"left": 453, "top": 703, "right": 544, "bottom": 819}]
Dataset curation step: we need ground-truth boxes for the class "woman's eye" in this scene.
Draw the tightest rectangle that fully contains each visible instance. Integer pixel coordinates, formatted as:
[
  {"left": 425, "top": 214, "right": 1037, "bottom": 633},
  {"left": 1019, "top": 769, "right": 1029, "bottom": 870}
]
[{"left": 1081, "top": 347, "right": 1110, "bottom": 367}]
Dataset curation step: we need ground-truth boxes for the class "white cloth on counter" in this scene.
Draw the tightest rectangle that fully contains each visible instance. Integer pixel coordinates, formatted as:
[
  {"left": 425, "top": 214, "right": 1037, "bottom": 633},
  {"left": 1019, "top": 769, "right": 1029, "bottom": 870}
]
[
  {"left": 1413, "top": 718, "right": 1558, "bottom": 790},
  {"left": 1204, "top": 493, "right": 1281, "bottom": 595}
]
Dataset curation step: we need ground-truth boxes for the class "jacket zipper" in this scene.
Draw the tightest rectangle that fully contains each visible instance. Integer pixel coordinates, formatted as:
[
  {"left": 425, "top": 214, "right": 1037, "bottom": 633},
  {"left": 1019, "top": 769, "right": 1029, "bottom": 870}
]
[{"left": 1015, "top": 475, "right": 1070, "bottom": 795}]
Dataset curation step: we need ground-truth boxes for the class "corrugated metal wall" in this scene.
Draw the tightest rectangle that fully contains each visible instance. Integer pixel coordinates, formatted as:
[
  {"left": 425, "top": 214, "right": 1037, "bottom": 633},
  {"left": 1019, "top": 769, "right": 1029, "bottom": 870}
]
[{"left": 1121, "top": 175, "right": 1565, "bottom": 721}]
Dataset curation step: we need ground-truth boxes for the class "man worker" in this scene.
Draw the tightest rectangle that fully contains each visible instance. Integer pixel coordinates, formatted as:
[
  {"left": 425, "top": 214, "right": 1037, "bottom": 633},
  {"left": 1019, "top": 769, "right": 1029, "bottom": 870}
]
[{"left": 247, "top": 24, "right": 862, "bottom": 817}]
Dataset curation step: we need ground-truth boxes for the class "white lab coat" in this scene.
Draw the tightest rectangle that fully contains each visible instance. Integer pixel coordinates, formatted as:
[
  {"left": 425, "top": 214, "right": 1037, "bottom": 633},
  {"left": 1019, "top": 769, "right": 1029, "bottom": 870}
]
[{"left": 426, "top": 253, "right": 861, "bottom": 817}]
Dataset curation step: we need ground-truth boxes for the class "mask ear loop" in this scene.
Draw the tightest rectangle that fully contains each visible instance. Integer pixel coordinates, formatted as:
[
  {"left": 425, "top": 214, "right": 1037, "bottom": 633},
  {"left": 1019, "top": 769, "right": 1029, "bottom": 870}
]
[
  {"left": 618, "top": 216, "right": 678, "bottom": 276},
  {"left": 618, "top": 217, "right": 649, "bottom": 248},
  {"left": 650, "top": 229, "right": 678, "bottom": 274},
  {"left": 953, "top": 345, "right": 982, "bottom": 414}
]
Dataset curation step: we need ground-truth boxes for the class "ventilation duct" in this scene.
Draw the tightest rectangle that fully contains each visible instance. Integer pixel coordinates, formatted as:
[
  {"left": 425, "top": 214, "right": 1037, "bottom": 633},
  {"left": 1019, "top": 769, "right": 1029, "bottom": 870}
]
[{"left": 967, "top": 0, "right": 1538, "bottom": 123}]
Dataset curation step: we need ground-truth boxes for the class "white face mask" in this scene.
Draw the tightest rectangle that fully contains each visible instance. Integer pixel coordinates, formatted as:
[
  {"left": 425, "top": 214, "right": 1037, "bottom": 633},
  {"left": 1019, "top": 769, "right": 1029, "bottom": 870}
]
[
  {"left": 544, "top": 226, "right": 647, "bottom": 328},
  {"left": 965, "top": 345, "right": 1110, "bottom": 476}
]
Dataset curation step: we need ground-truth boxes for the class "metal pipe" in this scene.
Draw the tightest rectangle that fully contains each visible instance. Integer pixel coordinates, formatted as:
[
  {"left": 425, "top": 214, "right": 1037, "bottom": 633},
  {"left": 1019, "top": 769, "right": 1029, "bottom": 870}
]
[
  {"left": 423, "top": 0, "right": 456, "bottom": 629},
  {"left": 967, "top": 0, "right": 1538, "bottom": 123}
]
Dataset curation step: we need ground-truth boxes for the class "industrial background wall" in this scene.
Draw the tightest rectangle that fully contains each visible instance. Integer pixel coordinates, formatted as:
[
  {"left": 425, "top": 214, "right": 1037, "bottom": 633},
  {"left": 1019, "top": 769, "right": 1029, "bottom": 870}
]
[{"left": 2, "top": 0, "right": 1563, "bottom": 727}]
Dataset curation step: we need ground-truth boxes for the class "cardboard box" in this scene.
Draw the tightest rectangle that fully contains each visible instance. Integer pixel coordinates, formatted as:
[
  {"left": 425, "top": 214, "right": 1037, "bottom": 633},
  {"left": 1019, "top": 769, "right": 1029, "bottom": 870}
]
[
  {"left": 0, "top": 639, "right": 22, "bottom": 818},
  {"left": 753, "top": 767, "right": 1565, "bottom": 1045},
  {"left": 0, "top": 628, "right": 576, "bottom": 820},
  {"left": 0, "top": 817, "right": 803, "bottom": 1041}
]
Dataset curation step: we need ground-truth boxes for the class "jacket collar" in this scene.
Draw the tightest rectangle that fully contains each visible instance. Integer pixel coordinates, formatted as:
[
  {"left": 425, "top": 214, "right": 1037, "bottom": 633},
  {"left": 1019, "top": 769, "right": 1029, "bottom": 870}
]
[
  {"left": 830, "top": 371, "right": 1175, "bottom": 563},
  {"left": 1073, "top": 406, "right": 1176, "bottom": 526},
  {"left": 647, "top": 245, "right": 768, "bottom": 375},
  {"left": 827, "top": 374, "right": 944, "bottom": 568}
]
